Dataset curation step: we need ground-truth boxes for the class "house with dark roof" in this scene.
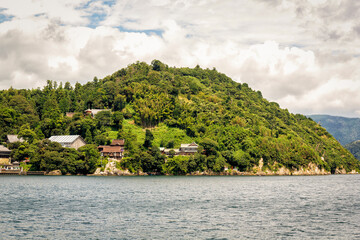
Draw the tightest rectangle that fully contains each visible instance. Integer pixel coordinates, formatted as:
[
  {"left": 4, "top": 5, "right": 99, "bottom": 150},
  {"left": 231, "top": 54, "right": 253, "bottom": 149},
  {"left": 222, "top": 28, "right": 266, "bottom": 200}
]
[
  {"left": 98, "top": 139, "right": 125, "bottom": 160},
  {"left": 0, "top": 145, "right": 11, "bottom": 164},
  {"left": 49, "top": 135, "right": 86, "bottom": 150}
]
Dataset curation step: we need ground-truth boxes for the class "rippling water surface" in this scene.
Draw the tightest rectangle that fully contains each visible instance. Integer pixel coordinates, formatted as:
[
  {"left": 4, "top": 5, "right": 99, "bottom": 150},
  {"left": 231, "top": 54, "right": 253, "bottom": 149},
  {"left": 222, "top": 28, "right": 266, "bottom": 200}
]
[{"left": 1, "top": 175, "right": 360, "bottom": 239}]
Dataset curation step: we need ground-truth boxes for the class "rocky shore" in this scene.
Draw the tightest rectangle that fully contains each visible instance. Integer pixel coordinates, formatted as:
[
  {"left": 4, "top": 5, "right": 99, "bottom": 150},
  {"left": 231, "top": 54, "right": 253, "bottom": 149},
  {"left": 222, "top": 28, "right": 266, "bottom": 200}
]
[
  {"left": 87, "top": 159, "right": 358, "bottom": 176},
  {"left": 39, "top": 158, "right": 359, "bottom": 176}
]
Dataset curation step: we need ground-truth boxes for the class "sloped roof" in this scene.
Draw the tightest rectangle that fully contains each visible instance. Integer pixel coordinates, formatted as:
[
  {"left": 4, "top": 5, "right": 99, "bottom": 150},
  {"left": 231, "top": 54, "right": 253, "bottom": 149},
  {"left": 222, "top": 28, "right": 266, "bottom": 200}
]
[
  {"left": 0, "top": 145, "right": 11, "bottom": 152},
  {"left": 111, "top": 139, "right": 125, "bottom": 146},
  {"left": 180, "top": 142, "right": 198, "bottom": 148},
  {"left": 49, "top": 135, "right": 83, "bottom": 144},
  {"left": 7, "top": 135, "right": 24, "bottom": 143},
  {"left": 98, "top": 145, "right": 123, "bottom": 153}
]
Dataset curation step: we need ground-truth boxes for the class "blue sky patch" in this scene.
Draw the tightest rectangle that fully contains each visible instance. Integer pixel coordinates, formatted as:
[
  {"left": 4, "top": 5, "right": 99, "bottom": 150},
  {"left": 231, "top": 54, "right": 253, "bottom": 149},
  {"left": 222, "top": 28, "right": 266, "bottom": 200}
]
[
  {"left": 87, "top": 12, "right": 107, "bottom": 28},
  {"left": 116, "top": 26, "right": 164, "bottom": 37},
  {"left": 78, "top": 0, "right": 116, "bottom": 28},
  {"left": 0, "top": 8, "right": 13, "bottom": 24},
  {"left": 34, "top": 13, "right": 47, "bottom": 18},
  {"left": 102, "top": 0, "right": 116, "bottom": 7}
]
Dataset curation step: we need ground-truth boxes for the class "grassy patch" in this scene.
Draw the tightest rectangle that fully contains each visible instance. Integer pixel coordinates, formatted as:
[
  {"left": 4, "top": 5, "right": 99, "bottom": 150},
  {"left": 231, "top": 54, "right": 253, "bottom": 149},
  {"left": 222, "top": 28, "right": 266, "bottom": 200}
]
[{"left": 106, "top": 120, "right": 195, "bottom": 147}]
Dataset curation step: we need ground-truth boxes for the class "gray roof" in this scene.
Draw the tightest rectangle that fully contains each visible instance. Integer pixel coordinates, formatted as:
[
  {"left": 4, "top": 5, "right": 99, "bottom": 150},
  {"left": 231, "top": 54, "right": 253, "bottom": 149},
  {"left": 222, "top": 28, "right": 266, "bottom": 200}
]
[
  {"left": 7, "top": 135, "right": 24, "bottom": 143},
  {"left": 180, "top": 142, "right": 198, "bottom": 148},
  {"left": 49, "top": 135, "right": 83, "bottom": 144},
  {"left": 0, "top": 145, "right": 11, "bottom": 152}
]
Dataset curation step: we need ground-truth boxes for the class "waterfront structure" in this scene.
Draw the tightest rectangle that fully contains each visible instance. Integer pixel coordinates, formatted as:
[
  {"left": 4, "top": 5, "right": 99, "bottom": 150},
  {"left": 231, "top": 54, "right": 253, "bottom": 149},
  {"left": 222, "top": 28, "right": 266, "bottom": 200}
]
[
  {"left": 49, "top": 135, "right": 86, "bottom": 150},
  {"left": 98, "top": 139, "right": 125, "bottom": 160}
]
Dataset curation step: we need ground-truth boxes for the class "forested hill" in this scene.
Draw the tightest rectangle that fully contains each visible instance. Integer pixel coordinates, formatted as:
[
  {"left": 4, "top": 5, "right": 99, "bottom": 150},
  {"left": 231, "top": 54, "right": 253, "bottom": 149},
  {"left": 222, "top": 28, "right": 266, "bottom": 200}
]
[{"left": 0, "top": 60, "right": 359, "bottom": 174}]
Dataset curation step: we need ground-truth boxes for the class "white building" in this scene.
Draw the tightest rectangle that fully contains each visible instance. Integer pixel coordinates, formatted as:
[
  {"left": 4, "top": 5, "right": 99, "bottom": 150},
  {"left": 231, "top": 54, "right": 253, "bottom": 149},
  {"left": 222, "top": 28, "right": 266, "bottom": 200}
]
[{"left": 49, "top": 135, "right": 86, "bottom": 150}]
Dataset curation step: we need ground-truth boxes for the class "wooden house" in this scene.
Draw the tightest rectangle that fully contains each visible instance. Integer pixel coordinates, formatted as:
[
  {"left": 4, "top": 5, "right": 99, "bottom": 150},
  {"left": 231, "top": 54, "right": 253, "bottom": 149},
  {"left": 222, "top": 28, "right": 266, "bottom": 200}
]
[{"left": 98, "top": 139, "right": 125, "bottom": 160}]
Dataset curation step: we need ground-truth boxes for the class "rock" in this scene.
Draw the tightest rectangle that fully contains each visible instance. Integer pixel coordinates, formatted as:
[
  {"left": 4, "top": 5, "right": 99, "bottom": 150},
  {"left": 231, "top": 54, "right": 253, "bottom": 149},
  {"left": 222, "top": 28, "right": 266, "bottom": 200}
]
[
  {"left": 335, "top": 168, "right": 347, "bottom": 174},
  {"left": 46, "top": 170, "right": 62, "bottom": 176}
]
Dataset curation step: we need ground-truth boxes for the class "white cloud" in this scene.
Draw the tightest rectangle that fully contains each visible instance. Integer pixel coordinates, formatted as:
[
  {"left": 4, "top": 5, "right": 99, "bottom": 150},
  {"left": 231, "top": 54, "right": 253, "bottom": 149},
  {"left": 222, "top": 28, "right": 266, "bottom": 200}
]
[{"left": 0, "top": 0, "right": 359, "bottom": 117}]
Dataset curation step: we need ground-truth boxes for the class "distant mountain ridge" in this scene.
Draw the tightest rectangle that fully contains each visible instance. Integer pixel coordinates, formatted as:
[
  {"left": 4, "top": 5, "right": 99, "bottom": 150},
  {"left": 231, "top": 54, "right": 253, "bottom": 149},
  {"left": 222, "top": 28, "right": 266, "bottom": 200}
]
[
  {"left": 308, "top": 115, "right": 360, "bottom": 145},
  {"left": 345, "top": 140, "right": 360, "bottom": 160},
  {"left": 309, "top": 114, "right": 360, "bottom": 160}
]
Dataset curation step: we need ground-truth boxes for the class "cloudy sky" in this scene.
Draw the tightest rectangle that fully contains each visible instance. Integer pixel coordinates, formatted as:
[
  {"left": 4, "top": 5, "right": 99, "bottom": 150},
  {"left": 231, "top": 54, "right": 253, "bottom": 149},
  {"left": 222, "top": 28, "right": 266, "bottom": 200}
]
[{"left": 0, "top": 0, "right": 359, "bottom": 117}]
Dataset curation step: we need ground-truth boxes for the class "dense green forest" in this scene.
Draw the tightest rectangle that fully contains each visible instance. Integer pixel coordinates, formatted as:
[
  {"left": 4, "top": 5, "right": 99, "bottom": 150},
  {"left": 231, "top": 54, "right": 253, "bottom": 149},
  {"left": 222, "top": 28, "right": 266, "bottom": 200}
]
[{"left": 1, "top": 60, "right": 359, "bottom": 174}]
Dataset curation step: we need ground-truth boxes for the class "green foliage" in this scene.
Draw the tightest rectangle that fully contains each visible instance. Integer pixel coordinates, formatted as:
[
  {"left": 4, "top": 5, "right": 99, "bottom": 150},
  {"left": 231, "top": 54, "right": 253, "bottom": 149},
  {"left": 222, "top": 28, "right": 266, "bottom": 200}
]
[
  {"left": 14, "top": 139, "right": 101, "bottom": 175},
  {"left": 143, "top": 129, "right": 154, "bottom": 148},
  {"left": 163, "top": 156, "right": 189, "bottom": 175},
  {"left": 0, "top": 61, "right": 358, "bottom": 174}
]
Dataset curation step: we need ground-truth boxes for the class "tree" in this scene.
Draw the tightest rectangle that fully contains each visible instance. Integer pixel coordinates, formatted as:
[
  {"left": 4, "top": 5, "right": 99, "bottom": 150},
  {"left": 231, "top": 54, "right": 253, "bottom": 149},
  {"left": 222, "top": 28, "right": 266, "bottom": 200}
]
[
  {"left": 151, "top": 59, "right": 166, "bottom": 71},
  {"left": 18, "top": 126, "right": 37, "bottom": 144},
  {"left": 59, "top": 97, "right": 70, "bottom": 113},
  {"left": 166, "top": 140, "right": 175, "bottom": 148},
  {"left": 112, "top": 111, "right": 124, "bottom": 129},
  {"left": 42, "top": 97, "right": 62, "bottom": 120},
  {"left": 85, "top": 128, "right": 93, "bottom": 144},
  {"left": 95, "top": 110, "right": 112, "bottom": 127},
  {"left": 143, "top": 129, "right": 154, "bottom": 148},
  {"left": 94, "top": 133, "right": 111, "bottom": 145},
  {"left": 9, "top": 141, "right": 37, "bottom": 162},
  {"left": 77, "top": 144, "right": 100, "bottom": 174},
  {"left": 200, "top": 138, "right": 219, "bottom": 156}
]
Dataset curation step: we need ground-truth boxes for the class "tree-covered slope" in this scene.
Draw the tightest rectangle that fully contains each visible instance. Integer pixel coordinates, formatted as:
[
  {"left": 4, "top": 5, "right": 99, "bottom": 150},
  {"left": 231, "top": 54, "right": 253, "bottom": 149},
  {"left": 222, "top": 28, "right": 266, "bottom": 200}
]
[
  {"left": 309, "top": 115, "right": 360, "bottom": 145},
  {"left": 1, "top": 60, "right": 359, "bottom": 174}
]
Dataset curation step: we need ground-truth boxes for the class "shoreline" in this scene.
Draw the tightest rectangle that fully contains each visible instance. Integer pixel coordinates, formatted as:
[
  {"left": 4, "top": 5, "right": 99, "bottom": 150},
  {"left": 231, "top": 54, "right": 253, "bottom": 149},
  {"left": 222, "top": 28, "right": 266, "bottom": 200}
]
[{"left": 1, "top": 171, "right": 358, "bottom": 176}]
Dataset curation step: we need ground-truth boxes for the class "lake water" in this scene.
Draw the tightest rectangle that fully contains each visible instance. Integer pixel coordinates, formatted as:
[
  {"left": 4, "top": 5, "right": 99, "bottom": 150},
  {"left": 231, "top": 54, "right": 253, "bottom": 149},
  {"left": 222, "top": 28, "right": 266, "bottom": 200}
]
[{"left": 1, "top": 175, "right": 360, "bottom": 239}]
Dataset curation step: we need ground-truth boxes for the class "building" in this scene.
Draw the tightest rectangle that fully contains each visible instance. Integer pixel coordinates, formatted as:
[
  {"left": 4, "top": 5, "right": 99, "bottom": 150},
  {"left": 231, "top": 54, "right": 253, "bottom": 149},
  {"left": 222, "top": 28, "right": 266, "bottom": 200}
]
[
  {"left": 49, "top": 135, "right": 86, "bottom": 150},
  {"left": 160, "top": 142, "right": 199, "bottom": 156},
  {"left": 6, "top": 135, "right": 24, "bottom": 144},
  {"left": 0, "top": 145, "right": 11, "bottom": 164},
  {"left": 98, "top": 139, "right": 125, "bottom": 160},
  {"left": 84, "top": 109, "right": 111, "bottom": 117},
  {"left": 179, "top": 142, "right": 199, "bottom": 155}
]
